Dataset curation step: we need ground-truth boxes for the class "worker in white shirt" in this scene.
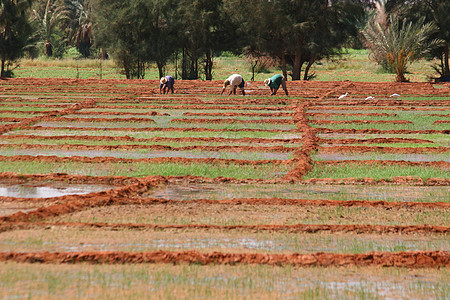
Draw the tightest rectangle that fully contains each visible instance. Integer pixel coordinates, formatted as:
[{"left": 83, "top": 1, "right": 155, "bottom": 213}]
[{"left": 221, "top": 74, "right": 245, "bottom": 96}]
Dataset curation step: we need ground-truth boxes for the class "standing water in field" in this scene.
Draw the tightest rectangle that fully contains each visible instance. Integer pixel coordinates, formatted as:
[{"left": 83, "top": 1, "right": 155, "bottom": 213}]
[{"left": 0, "top": 183, "right": 114, "bottom": 198}]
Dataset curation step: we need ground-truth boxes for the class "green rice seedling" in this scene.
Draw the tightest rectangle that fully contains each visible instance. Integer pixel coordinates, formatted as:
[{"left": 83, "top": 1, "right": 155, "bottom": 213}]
[
  {"left": 0, "top": 263, "right": 447, "bottom": 299},
  {"left": 0, "top": 161, "right": 289, "bottom": 179},
  {"left": 304, "top": 163, "right": 449, "bottom": 180},
  {"left": 54, "top": 203, "right": 449, "bottom": 226},
  {"left": 1, "top": 228, "right": 447, "bottom": 254}
]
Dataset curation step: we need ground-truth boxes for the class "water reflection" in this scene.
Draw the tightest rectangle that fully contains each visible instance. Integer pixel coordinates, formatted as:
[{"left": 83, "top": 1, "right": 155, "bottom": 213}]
[{"left": 0, "top": 184, "right": 112, "bottom": 198}]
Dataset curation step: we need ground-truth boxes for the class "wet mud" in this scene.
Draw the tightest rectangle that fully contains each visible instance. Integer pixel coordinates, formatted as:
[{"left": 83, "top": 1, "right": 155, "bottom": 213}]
[
  {"left": 319, "top": 137, "right": 434, "bottom": 145},
  {"left": 5, "top": 221, "right": 448, "bottom": 235},
  {"left": 0, "top": 250, "right": 447, "bottom": 268},
  {"left": 0, "top": 143, "right": 297, "bottom": 153}
]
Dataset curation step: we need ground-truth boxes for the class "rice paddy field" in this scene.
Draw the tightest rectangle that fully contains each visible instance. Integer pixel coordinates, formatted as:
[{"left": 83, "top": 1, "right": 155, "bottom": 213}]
[{"left": 0, "top": 77, "right": 448, "bottom": 299}]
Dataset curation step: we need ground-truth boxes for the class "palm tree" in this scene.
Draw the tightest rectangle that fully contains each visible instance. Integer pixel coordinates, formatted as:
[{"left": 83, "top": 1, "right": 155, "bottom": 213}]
[
  {"left": 363, "top": 14, "right": 442, "bottom": 82},
  {"left": 31, "top": 0, "right": 69, "bottom": 57}
]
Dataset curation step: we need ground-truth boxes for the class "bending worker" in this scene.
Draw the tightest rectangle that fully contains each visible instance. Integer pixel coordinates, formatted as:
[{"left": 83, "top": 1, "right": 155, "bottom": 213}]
[
  {"left": 160, "top": 75, "right": 175, "bottom": 94},
  {"left": 221, "top": 74, "right": 245, "bottom": 96},
  {"left": 264, "top": 74, "right": 288, "bottom": 96}
]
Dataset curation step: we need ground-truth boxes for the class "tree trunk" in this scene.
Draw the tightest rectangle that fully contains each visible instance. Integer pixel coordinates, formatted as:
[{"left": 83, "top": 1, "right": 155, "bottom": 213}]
[
  {"left": 292, "top": 49, "right": 302, "bottom": 81},
  {"left": 157, "top": 61, "right": 164, "bottom": 79},
  {"left": 1, "top": 54, "right": 5, "bottom": 78},
  {"left": 303, "top": 56, "right": 315, "bottom": 81},
  {"left": 396, "top": 71, "right": 407, "bottom": 82},
  {"left": 280, "top": 53, "right": 287, "bottom": 79},
  {"left": 444, "top": 44, "right": 450, "bottom": 76},
  {"left": 206, "top": 49, "right": 213, "bottom": 80}
]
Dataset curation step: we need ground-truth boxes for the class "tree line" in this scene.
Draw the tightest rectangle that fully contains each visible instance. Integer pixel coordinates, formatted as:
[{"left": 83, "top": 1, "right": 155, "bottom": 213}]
[{"left": 1, "top": 0, "right": 449, "bottom": 82}]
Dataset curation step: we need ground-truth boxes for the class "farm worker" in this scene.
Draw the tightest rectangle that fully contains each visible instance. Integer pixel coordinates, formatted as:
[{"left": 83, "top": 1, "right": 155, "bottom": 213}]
[
  {"left": 221, "top": 74, "right": 246, "bottom": 96},
  {"left": 160, "top": 75, "right": 175, "bottom": 94},
  {"left": 264, "top": 74, "right": 288, "bottom": 96}
]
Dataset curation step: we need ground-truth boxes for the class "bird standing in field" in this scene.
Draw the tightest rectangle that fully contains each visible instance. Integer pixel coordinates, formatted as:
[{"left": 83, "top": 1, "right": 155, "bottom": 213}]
[
  {"left": 338, "top": 92, "right": 348, "bottom": 100},
  {"left": 390, "top": 93, "right": 400, "bottom": 97},
  {"left": 365, "top": 96, "right": 375, "bottom": 100}
]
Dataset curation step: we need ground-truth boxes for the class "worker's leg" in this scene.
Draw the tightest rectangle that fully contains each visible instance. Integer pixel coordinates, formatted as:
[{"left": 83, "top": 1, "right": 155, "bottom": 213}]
[{"left": 281, "top": 77, "right": 288, "bottom": 95}]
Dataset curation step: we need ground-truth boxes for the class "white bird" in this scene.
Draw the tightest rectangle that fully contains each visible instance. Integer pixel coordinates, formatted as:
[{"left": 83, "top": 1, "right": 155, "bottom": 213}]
[
  {"left": 338, "top": 92, "right": 348, "bottom": 100},
  {"left": 390, "top": 93, "right": 400, "bottom": 97},
  {"left": 365, "top": 96, "right": 375, "bottom": 100}
]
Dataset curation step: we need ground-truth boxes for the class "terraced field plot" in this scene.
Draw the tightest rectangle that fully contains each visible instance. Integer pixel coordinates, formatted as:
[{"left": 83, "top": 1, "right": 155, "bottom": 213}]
[{"left": 0, "top": 78, "right": 448, "bottom": 298}]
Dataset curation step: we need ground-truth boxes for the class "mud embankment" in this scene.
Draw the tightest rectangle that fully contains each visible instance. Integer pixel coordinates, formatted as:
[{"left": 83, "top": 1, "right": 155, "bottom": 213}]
[
  {"left": 0, "top": 100, "right": 96, "bottom": 135},
  {"left": 316, "top": 128, "right": 449, "bottom": 134},
  {"left": 316, "top": 160, "right": 449, "bottom": 169},
  {"left": 171, "top": 118, "right": 293, "bottom": 124},
  {"left": 318, "top": 145, "right": 448, "bottom": 154},
  {"left": 312, "top": 120, "right": 413, "bottom": 125},
  {"left": 319, "top": 138, "right": 434, "bottom": 145},
  {"left": 1, "top": 134, "right": 303, "bottom": 145},
  {"left": 0, "top": 143, "right": 296, "bottom": 153},
  {"left": 27, "top": 126, "right": 298, "bottom": 134},
  {"left": 0, "top": 176, "right": 166, "bottom": 224},
  {"left": 0, "top": 250, "right": 447, "bottom": 268},
  {"left": 0, "top": 155, "right": 285, "bottom": 165},
  {"left": 4, "top": 222, "right": 447, "bottom": 235},
  {"left": 310, "top": 106, "right": 450, "bottom": 111}
]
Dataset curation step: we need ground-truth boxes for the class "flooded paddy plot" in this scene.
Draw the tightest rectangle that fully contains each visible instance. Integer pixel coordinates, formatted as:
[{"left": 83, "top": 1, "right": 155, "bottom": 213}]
[
  {"left": 1, "top": 228, "right": 447, "bottom": 254},
  {"left": 54, "top": 203, "right": 448, "bottom": 226},
  {"left": 313, "top": 152, "right": 450, "bottom": 162},
  {"left": 0, "top": 160, "right": 290, "bottom": 179},
  {"left": 148, "top": 182, "right": 450, "bottom": 202},
  {"left": 0, "top": 264, "right": 446, "bottom": 300},
  {"left": 0, "top": 148, "right": 293, "bottom": 161},
  {"left": 0, "top": 78, "right": 449, "bottom": 297}
]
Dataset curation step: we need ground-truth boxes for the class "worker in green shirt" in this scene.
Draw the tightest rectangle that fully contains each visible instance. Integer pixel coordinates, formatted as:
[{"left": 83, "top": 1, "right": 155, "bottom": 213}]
[{"left": 264, "top": 74, "right": 288, "bottom": 96}]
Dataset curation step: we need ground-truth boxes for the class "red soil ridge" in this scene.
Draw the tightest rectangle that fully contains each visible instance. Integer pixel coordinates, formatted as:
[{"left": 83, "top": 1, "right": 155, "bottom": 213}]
[
  {"left": 312, "top": 120, "right": 413, "bottom": 125},
  {"left": 0, "top": 155, "right": 285, "bottom": 166},
  {"left": 316, "top": 128, "right": 449, "bottom": 134},
  {"left": 319, "top": 138, "right": 433, "bottom": 144},
  {"left": 3, "top": 222, "right": 447, "bottom": 235},
  {"left": 0, "top": 143, "right": 297, "bottom": 153},
  {"left": 171, "top": 118, "right": 293, "bottom": 124},
  {"left": 0, "top": 250, "right": 447, "bottom": 268},
  {"left": 0, "top": 134, "right": 303, "bottom": 145},
  {"left": 27, "top": 126, "right": 298, "bottom": 133},
  {"left": 318, "top": 145, "right": 448, "bottom": 154}
]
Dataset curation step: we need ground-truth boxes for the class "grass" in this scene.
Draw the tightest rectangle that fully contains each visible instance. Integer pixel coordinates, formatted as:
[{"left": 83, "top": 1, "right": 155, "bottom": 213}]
[
  {"left": 0, "top": 263, "right": 447, "bottom": 299},
  {"left": 304, "top": 163, "right": 449, "bottom": 180},
  {"left": 12, "top": 49, "right": 443, "bottom": 82},
  {"left": 0, "top": 161, "right": 290, "bottom": 179}
]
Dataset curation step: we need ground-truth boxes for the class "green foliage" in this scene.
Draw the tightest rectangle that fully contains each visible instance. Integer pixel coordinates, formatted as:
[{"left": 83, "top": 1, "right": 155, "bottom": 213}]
[
  {"left": 385, "top": 0, "right": 450, "bottom": 77},
  {"left": 92, "top": 0, "right": 178, "bottom": 79},
  {"left": 363, "top": 14, "right": 443, "bottom": 82},
  {"left": 0, "top": 0, "right": 36, "bottom": 77},
  {"left": 224, "top": 0, "right": 372, "bottom": 81}
]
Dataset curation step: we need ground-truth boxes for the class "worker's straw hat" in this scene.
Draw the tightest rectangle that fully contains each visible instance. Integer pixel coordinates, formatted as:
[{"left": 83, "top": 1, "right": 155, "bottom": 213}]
[
  {"left": 264, "top": 79, "right": 271, "bottom": 86},
  {"left": 223, "top": 79, "right": 230, "bottom": 87},
  {"left": 160, "top": 77, "right": 167, "bottom": 84}
]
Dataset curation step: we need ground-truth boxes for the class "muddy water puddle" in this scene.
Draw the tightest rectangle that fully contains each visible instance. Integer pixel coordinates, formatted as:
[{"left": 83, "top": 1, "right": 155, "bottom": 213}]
[
  {"left": 0, "top": 182, "right": 113, "bottom": 198},
  {"left": 148, "top": 183, "right": 449, "bottom": 202}
]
